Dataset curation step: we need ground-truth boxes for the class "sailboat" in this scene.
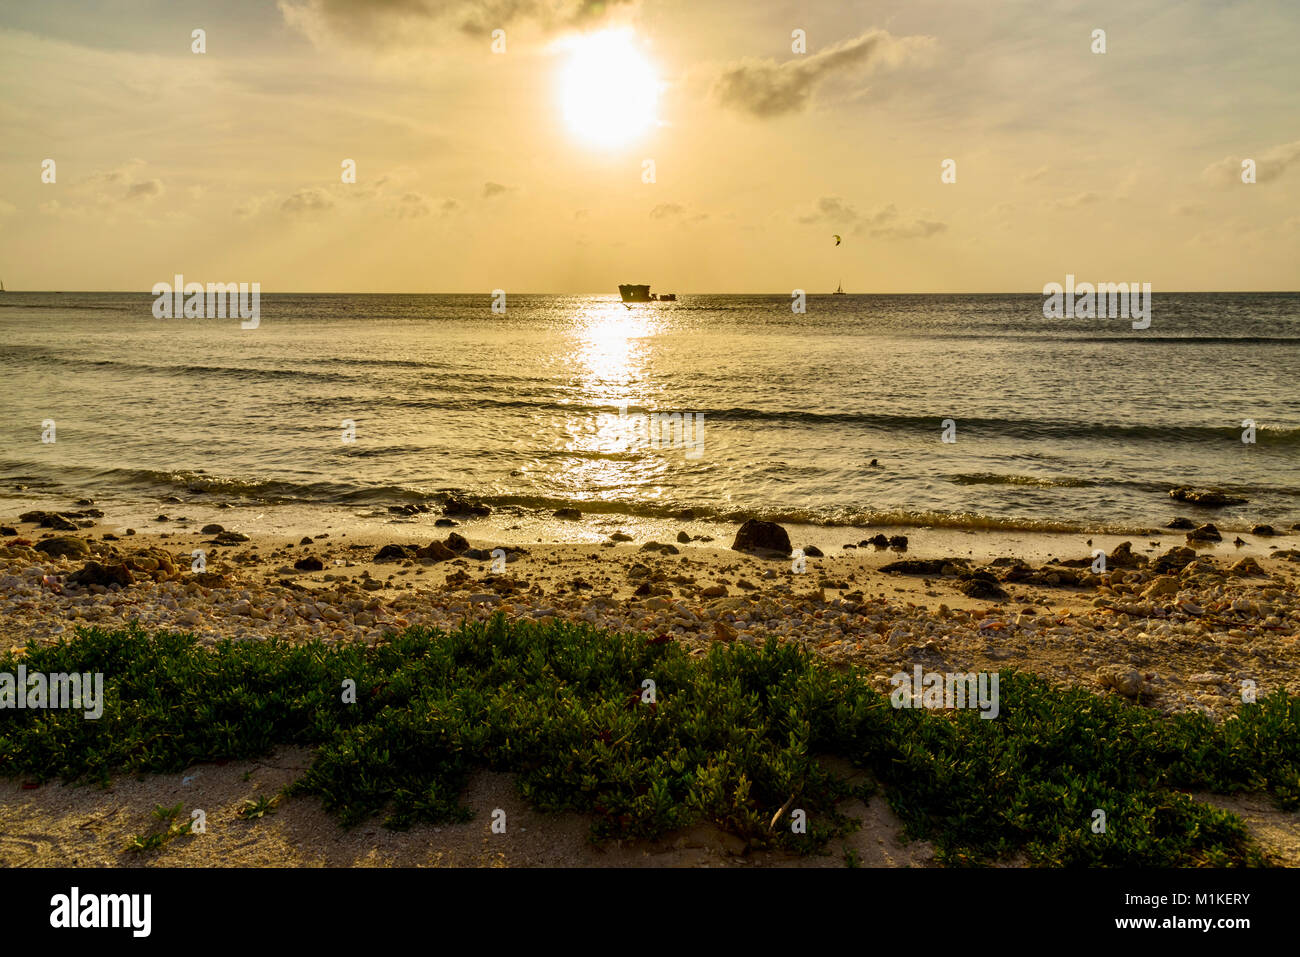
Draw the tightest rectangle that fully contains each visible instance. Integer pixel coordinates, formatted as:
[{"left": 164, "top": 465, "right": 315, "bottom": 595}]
[
  {"left": 833, "top": 280, "right": 845, "bottom": 295},
  {"left": 0, "top": 280, "right": 6, "bottom": 293}
]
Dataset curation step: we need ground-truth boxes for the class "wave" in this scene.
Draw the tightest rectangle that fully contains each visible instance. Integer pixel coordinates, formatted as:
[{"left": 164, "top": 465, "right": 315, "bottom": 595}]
[
  {"left": 949, "top": 473, "right": 1100, "bottom": 489},
  {"left": 0, "top": 460, "right": 1267, "bottom": 537}
]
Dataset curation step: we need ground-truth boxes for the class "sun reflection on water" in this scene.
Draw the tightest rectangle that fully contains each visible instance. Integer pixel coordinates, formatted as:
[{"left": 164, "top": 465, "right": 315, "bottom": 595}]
[{"left": 556, "top": 300, "right": 670, "bottom": 500}]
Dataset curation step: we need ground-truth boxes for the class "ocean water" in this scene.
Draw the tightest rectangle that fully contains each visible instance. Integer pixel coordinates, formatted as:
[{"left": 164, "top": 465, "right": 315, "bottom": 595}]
[{"left": 0, "top": 291, "right": 1297, "bottom": 535}]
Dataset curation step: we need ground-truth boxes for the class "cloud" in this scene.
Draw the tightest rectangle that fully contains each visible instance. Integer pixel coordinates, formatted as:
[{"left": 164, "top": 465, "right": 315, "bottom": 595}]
[
  {"left": 390, "top": 193, "right": 460, "bottom": 217},
  {"left": 279, "top": 0, "right": 635, "bottom": 49},
  {"left": 125, "top": 180, "right": 163, "bottom": 201},
  {"left": 281, "top": 188, "right": 336, "bottom": 215},
  {"left": 798, "top": 197, "right": 944, "bottom": 240},
  {"left": 1053, "top": 191, "right": 1099, "bottom": 209},
  {"left": 1201, "top": 140, "right": 1300, "bottom": 185},
  {"left": 797, "top": 196, "right": 860, "bottom": 225},
  {"left": 392, "top": 192, "right": 433, "bottom": 217},
  {"left": 711, "top": 29, "right": 933, "bottom": 118},
  {"left": 649, "top": 202, "right": 683, "bottom": 219},
  {"left": 1018, "top": 165, "right": 1050, "bottom": 184},
  {"left": 870, "top": 218, "right": 946, "bottom": 239},
  {"left": 60, "top": 162, "right": 165, "bottom": 210},
  {"left": 482, "top": 181, "right": 512, "bottom": 198}
]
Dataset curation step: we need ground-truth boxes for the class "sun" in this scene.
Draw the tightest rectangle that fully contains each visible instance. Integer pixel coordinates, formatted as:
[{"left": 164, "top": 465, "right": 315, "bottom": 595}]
[{"left": 558, "top": 29, "right": 660, "bottom": 149}]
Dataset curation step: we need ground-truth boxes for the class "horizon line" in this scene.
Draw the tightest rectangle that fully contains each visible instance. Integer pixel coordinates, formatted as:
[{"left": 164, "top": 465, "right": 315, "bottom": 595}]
[{"left": 4, "top": 289, "right": 1300, "bottom": 296}]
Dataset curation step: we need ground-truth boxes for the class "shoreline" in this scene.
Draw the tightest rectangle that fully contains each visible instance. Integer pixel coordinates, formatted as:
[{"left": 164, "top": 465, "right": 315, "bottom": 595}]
[{"left": 3, "top": 498, "right": 1299, "bottom": 719}]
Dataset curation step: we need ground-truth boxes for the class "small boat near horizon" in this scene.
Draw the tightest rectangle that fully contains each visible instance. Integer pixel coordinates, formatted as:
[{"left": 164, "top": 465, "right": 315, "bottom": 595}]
[{"left": 833, "top": 281, "right": 845, "bottom": 295}]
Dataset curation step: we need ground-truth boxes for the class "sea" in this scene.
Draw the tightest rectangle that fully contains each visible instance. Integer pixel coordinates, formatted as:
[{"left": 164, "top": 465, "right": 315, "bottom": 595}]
[{"left": 1, "top": 292, "right": 1297, "bottom": 539}]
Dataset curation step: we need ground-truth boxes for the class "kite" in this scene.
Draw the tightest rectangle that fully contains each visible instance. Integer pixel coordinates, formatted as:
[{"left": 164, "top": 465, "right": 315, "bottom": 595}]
[{"left": 833, "top": 234, "right": 842, "bottom": 246}]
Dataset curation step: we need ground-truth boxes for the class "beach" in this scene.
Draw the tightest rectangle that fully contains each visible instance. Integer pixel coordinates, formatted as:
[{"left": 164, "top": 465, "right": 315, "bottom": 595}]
[
  {"left": 4, "top": 500, "right": 1298, "bottom": 715},
  {"left": 4, "top": 497, "right": 1300, "bottom": 867}
]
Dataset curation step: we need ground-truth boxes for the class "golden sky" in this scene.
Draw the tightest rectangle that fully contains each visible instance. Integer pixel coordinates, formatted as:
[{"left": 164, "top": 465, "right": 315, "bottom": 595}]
[{"left": 1, "top": 0, "right": 1297, "bottom": 292}]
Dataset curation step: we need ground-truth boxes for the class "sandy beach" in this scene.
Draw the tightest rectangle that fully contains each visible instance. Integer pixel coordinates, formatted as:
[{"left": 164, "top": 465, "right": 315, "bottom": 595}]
[
  {"left": 4, "top": 500, "right": 1299, "bottom": 714},
  {"left": 3, "top": 498, "right": 1300, "bottom": 867}
]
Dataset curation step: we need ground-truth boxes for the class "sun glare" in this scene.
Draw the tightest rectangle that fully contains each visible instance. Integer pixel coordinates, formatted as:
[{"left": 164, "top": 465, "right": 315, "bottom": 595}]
[{"left": 558, "top": 29, "right": 660, "bottom": 149}]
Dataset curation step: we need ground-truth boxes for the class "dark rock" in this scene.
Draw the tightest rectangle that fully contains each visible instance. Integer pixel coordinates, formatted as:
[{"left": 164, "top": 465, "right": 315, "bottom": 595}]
[
  {"left": 416, "top": 541, "right": 457, "bottom": 562},
  {"left": 443, "top": 496, "right": 491, "bottom": 517},
  {"left": 0, "top": 526, "right": 16, "bottom": 536},
  {"left": 881, "top": 559, "right": 947, "bottom": 575},
  {"left": 201, "top": 523, "right": 225, "bottom": 534},
  {"left": 1108, "top": 541, "right": 1144, "bottom": 568},
  {"left": 68, "top": 561, "right": 133, "bottom": 588},
  {"left": 959, "top": 577, "right": 1008, "bottom": 601},
  {"left": 374, "top": 543, "right": 416, "bottom": 562},
  {"left": 445, "top": 532, "right": 470, "bottom": 553},
  {"left": 34, "top": 536, "right": 91, "bottom": 559},
  {"left": 888, "top": 535, "right": 909, "bottom": 552},
  {"left": 861, "top": 534, "right": 890, "bottom": 550},
  {"left": 1251, "top": 524, "right": 1276, "bottom": 536},
  {"left": 842, "top": 543, "right": 857, "bottom": 549},
  {"left": 76, "top": 498, "right": 95, "bottom": 506},
  {"left": 610, "top": 532, "right": 633, "bottom": 542},
  {"left": 999, "top": 563, "right": 1034, "bottom": 582},
  {"left": 640, "top": 541, "right": 680, "bottom": 555},
  {"left": 214, "top": 531, "right": 250, "bottom": 544},
  {"left": 1186, "top": 524, "right": 1222, "bottom": 542},
  {"left": 299, "top": 536, "right": 313, "bottom": 545},
  {"left": 294, "top": 556, "right": 324, "bottom": 572},
  {"left": 434, "top": 518, "right": 457, "bottom": 527},
  {"left": 1153, "top": 546, "right": 1197, "bottom": 573},
  {"left": 155, "top": 515, "right": 169, "bottom": 522},
  {"left": 731, "top": 519, "right": 792, "bottom": 556},
  {"left": 464, "top": 548, "right": 492, "bottom": 561},
  {"left": 388, "top": 504, "right": 430, "bottom": 515},
  {"left": 803, "top": 545, "right": 823, "bottom": 557},
  {"left": 1166, "top": 517, "right": 1195, "bottom": 530},
  {"left": 552, "top": 508, "right": 582, "bottom": 520},
  {"left": 19, "top": 510, "right": 79, "bottom": 531},
  {"left": 675, "top": 509, "right": 696, "bottom": 520},
  {"left": 1169, "top": 487, "right": 1246, "bottom": 508},
  {"left": 676, "top": 531, "right": 691, "bottom": 544}
]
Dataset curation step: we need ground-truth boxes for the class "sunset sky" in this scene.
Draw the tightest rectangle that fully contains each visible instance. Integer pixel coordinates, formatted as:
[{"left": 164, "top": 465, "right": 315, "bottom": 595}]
[{"left": 1, "top": 0, "right": 1297, "bottom": 293}]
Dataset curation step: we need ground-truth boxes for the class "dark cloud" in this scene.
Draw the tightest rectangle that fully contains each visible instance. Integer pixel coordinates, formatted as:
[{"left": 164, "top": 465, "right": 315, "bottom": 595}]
[
  {"left": 280, "top": 0, "right": 636, "bottom": 47},
  {"left": 711, "top": 29, "right": 930, "bottom": 118},
  {"left": 482, "top": 181, "right": 512, "bottom": 198},
  {"left": 124, "top": 179, "right": 163, "bottom": 201},
  {"left": 649, "top": 202, "right": 683, "bottom": 219}
]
